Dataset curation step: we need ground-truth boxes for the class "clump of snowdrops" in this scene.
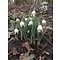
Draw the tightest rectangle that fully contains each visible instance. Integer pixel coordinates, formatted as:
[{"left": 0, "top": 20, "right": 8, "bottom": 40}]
[{"left": 14, "top": 10, "right": 46, "bottom": 44}]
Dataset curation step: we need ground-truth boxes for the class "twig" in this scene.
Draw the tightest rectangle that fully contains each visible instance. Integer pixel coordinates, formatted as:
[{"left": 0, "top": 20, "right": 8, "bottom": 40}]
[
  {"left": 8, "top": 51, "right": 13, "bottom": 55},
  {"left": 44, "top": 51, "right": 50, "bottom": 55},
  {"left": 8, "top": 38, "right": 15, "bottom": 43}
]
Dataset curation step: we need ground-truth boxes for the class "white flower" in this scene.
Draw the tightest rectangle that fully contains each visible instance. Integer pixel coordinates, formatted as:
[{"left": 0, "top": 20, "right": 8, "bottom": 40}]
[
  {"left": 20, "top": 21, "right": 25, "bottom": 27},
  {"left": 14, "top": 28, "right": 19, "bottom": 34},
  {"left": 31, "top": 10, "right": 36, "bottom": 17},
  {"left": 37, "top": 25, "right": 43, "bottom": 32},
  {"left": 27, "top": 30, "right": 30, "bottom": 33},
  {"left": 25, "top": 18, "right": 28, "bottom": 21},
  {"left": 42, "top": 19, "right": 46, "bottom": 24},
  {"left": 28, "top": 21, "right": 33, "bottom": 26},
  {"left": 16, "top": 18, "right": 20, "bottom": 22}
]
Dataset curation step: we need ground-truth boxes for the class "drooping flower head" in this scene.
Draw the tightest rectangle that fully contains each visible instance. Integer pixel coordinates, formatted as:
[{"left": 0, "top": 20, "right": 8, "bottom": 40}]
[
  {"left": 28, "top": 21, "right": 33, "bottom": 26},
  {"left": 14, "top": 28, "right": 19, "bottom": 34},
  {"left": 25, "top": 18, "right": 28, "bottom": 21},
  {"left": 27, "top": 30, "right": 30, "bottom": 33},
  {"left": 31, "top": 10, "right": 36, "bottom": 17},
  {"left": 20, "top": 21, "right": 25, "bottom": 27},
  {"left": 42, "top": 19, "right": 46, "bottom": 24},
  {"left": 37, "top": 25, "right": 43, "bottom": 32}
]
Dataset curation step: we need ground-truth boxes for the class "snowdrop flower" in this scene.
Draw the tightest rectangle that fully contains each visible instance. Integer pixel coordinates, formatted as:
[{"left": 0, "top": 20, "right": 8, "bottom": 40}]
[
  {"left": 27, "top": 30, "right": 30, "bottom": 33},
  {"left": 16, "top": 18, "right": 20, "bottom": 22},
  {"left": 20, "top": 21, "right": 25, "bottom": 27},
  {"left": 28, "top": 21, "right": 33, "bottom": 26},
  {"left": 42, "top": 19, "right": 46, "bottom": 24},
  {"left": 31, "top": 10, "right": 36, "bottom": 17},
  {"left": 37, "top": 25, "right": 43, "bottom": 32},
  {"left": 25, "top": 18, "right": 28, "bottom": 21},
  {"left": 14, "top": 28, "right": 19, "bottom": 34}
]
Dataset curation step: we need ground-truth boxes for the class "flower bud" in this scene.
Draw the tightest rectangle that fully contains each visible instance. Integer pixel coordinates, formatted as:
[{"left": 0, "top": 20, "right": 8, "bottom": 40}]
[{"left": 37, "top": 25, "right": 43, "bottom": 32}]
